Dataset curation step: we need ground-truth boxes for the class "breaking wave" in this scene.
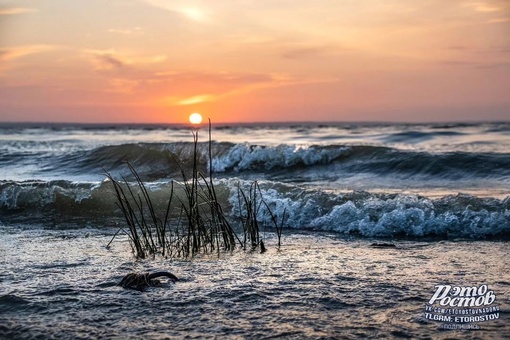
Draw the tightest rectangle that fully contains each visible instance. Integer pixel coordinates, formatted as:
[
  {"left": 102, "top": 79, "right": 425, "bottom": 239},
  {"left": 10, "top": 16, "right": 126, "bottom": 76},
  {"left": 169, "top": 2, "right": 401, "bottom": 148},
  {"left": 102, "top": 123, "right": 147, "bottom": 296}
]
[
  {"left": 1, "top": 179, "right": 509, "bottom": 239},
  {"left": 2, "top": 142, "right": 508, "bottom": 182}
]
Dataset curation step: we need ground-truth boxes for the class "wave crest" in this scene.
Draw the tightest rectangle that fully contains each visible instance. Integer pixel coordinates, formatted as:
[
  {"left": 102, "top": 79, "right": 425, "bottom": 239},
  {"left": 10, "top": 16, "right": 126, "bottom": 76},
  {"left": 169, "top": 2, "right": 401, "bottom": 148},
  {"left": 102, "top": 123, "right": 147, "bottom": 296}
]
[{"left": 212, "top": 144, "right": 350, "bottom": 172}]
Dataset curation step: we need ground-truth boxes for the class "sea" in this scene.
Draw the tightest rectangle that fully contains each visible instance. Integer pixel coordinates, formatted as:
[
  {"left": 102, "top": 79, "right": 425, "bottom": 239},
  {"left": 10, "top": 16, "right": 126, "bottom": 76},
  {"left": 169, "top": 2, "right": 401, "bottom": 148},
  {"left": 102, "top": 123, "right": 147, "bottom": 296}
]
[{"left": 0, "top": 121, "right": 509, "bottom": 339}]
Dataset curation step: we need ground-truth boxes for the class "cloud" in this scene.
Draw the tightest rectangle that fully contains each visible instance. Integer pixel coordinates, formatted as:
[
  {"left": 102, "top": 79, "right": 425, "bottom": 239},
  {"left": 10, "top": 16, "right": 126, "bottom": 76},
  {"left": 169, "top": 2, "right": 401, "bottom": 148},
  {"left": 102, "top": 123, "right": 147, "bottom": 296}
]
[
  {"left": 84, "top": 49, "right": 167, "bottom": 71},
  {"left": 0, "top": 7, "right": 36, "bottom": 15},
  {"left": 108, "top": 27, "right": 144, "bottom": 35},
  {"left": 86, "top": 51, "right": 129, "bottom": 71},
  {"left": 440, "top": 60, "right": 481, "bottom": 67},
  {"left": 281, "top": 47, "right": 327, "bottom": 60},
  {"left": 142, "top": 0, "right": 210, "bottom": 22},
  {"left": 177, "top": 8, "right": 208, "bottom": 22},
  {"left": 487, "top": 17, "right": 510, "bottom": 23},
  {"left": 166, "top": 94, "right": 216, "bottom": 106},
  {"left": 154, "top": 72, "right": 276, "bottom": 105},
  {"left": 154, "top": 71, "right": 337, "bottom": 107},
  {"left": 439, "top": 59, "right": 510, "bottom": 69},
  {"left": 279, "top": 42, "right": 349, "bottom": 60},
  {"left": 154, "top": 71, "right": 274, "bottom": 85},
  {"left": 465, "top": 2, "right": 504, "bottom": 12},
  {"left": 475, "top": 62, "right": 510, "bottom": 69},
  {"left": 95, "top": 54, "right": 125, "bottom": 70},
  {"left": 145, "top": 55, "right": 167, "bottom": 63},
  {"left": 0, "top": 46, "right": 52, "bottom": 61},
  {"left": 107, "top": 78, "right": 140, "bottom": 93}
]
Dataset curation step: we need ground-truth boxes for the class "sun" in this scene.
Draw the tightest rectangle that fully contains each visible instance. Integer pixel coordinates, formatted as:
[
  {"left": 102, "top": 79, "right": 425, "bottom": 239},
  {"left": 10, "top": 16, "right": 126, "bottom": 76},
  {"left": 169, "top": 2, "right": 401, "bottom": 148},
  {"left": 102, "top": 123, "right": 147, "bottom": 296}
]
[{"left": 189, "top": 112, "right": 203, "bottom": 125}]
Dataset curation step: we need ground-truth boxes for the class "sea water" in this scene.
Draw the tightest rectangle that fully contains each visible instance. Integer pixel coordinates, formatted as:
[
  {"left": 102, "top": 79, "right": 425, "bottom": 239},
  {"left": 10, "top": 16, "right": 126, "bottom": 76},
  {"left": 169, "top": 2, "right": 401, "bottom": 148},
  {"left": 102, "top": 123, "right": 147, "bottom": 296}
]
[{"left": 0, "top": 121, "right": 509, "bottom": 338}]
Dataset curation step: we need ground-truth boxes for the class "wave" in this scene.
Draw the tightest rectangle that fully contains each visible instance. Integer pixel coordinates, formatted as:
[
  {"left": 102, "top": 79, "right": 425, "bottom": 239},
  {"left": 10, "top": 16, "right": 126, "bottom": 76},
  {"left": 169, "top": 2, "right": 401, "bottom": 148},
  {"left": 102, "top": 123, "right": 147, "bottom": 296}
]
[
  {"left": 75, "top": 142, "right": 351, "bottom": 177},
  {"left": 381, "top": 130, "right": 466, "bottom": 144},
  {"left": 212, "top": 144, "right": 510, "bottom": 182},
  {"left": 1, "top": 179, "right": 509, "bottom": 239},
  {"left": 211, "top": 143, "right": 350, "bottom": 172},
  {"left": 0, "top": 294, "right": 31, "bottom": 312},
  {"left": 70, "top": 142, "right": 510, "bottom": 181},
  {"left": 2, "top": 142, "right": 509, "bottom": 182}
]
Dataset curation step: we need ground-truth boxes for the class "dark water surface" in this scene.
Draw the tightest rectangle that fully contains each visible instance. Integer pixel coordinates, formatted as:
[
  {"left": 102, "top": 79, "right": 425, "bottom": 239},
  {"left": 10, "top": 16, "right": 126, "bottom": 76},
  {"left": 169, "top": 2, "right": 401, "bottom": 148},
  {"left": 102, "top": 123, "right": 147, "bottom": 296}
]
[{"left": 1, "top": 228, "right": 509, "bottom": 339}]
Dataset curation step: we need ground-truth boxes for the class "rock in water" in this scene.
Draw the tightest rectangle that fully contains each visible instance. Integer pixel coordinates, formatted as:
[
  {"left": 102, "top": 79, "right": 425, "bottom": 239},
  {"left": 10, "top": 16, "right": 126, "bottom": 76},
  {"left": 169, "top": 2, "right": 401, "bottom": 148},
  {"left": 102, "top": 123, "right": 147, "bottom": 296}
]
[
  {"left": 119, "top": 271, "right": 178, "bottom": 291},
  {"left": 369, "top": 242, "right": 397, "bottom": 248}
]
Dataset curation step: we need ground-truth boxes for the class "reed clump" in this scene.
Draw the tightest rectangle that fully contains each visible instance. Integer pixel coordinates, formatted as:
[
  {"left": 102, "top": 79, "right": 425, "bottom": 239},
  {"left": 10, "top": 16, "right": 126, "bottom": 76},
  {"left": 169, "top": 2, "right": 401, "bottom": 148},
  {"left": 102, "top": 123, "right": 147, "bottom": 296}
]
[
  {"left": 236, "top": 181, "right": 286, "bottom": 251},
  {"left": 105, "top": 120, "right": 285, "bottom": 259}
]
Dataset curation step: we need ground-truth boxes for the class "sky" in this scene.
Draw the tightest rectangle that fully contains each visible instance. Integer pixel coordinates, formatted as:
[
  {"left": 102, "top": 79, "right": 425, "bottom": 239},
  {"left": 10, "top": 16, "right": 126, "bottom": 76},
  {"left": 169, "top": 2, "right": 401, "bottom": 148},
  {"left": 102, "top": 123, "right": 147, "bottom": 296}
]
[{"left": 0, "top": 0, "right": 509, "bottom": 123}]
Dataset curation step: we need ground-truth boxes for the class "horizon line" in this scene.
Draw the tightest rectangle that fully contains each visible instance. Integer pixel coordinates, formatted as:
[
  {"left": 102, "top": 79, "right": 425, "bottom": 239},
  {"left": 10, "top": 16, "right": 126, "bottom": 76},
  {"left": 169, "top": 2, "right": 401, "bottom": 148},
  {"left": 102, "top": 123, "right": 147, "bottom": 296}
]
[{"left": 0, "top": 119, "right": 509, "bottom": 126}]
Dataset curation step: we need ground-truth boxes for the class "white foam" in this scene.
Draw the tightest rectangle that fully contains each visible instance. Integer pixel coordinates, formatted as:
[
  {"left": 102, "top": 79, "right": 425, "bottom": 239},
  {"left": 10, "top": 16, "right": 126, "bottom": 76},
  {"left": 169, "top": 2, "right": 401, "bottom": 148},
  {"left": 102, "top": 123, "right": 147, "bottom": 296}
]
[
  {"left": 226, "top": 181, "right": 510, "bottom": 239},
  {"left": 212, "top": 144, "right": 350, "bottom": 172}
]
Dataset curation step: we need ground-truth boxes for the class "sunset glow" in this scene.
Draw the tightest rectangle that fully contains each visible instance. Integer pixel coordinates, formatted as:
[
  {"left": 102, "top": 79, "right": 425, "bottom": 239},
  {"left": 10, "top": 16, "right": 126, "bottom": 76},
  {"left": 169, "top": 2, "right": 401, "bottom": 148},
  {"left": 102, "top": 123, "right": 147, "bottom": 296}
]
[{"left": 0, "top": 1, "right": 509, "bottom": 123}]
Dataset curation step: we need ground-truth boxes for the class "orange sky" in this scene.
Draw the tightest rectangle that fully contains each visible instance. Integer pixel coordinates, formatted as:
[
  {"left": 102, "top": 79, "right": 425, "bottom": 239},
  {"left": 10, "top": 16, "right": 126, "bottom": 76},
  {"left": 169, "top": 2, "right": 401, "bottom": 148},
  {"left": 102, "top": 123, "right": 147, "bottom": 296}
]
[{"left": 0, "top": 0, "right": 509, "bottom": 123}]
